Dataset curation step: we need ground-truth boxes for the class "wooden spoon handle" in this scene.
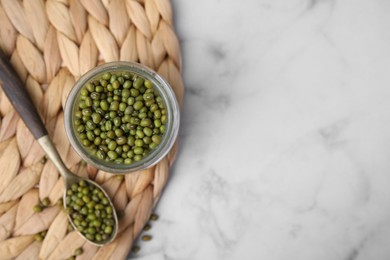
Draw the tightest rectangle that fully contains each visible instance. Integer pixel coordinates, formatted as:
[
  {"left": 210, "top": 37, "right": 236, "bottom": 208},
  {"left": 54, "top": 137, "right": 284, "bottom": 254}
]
[{"left": 0, "top": 51, "right": 47, "bottom": 139}]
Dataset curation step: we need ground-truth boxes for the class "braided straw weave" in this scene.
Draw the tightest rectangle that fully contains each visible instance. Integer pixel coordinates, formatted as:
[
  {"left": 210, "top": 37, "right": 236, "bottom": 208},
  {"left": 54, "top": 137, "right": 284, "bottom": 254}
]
[{"left": 0, "top": 0, "right": 184, "bottom": 259}]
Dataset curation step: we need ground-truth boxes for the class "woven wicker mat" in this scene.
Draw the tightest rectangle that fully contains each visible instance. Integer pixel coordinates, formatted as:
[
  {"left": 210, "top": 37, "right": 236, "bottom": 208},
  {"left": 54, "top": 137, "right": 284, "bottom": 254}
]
[{"left": 0, "top": 0, "right": 184, "bottom": 259}]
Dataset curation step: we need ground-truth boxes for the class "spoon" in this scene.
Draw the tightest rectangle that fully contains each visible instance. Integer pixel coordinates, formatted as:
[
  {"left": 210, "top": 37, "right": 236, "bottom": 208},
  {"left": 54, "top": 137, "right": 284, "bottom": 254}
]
[{"left": 0, "top": 51, "right": 118, "bottom": 246}]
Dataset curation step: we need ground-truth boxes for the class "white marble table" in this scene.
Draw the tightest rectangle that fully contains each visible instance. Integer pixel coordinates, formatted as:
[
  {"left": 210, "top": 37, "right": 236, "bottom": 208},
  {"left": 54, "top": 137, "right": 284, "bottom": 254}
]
[{"left": 129, "top": 0, "right": 390, "bottom": 259}]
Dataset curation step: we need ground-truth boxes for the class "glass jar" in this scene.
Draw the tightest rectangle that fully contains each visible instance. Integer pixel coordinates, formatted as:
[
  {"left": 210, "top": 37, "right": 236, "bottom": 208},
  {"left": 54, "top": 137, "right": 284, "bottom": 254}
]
[{"left": 64, "top": 62, "right": 180, "bottom": 174}]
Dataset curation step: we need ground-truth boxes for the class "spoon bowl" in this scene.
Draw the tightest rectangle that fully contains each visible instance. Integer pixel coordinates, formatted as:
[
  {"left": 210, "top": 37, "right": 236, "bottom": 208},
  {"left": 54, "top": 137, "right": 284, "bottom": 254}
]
[{"left": 63, "top": 177, "right": 118, "bottom": 246}]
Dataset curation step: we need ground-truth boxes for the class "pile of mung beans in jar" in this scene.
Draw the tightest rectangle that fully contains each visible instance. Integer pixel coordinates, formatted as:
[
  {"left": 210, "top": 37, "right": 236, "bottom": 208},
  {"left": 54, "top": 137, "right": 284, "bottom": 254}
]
[{"left": 74, "top": 71, "right": 167, "bottom": 164}]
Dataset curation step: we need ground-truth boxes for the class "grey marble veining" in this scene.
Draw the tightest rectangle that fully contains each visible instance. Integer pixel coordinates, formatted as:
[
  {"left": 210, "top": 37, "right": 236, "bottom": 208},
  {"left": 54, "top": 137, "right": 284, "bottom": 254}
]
[{"left": 129, "top": 0, "right": 390, "bottom": 259}]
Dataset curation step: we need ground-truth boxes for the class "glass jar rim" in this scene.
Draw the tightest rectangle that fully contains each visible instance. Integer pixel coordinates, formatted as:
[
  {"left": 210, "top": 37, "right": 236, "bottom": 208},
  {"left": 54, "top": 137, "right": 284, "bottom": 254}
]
[{"left": 64, "top": 61, "right": 180, "bottom": 174}]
